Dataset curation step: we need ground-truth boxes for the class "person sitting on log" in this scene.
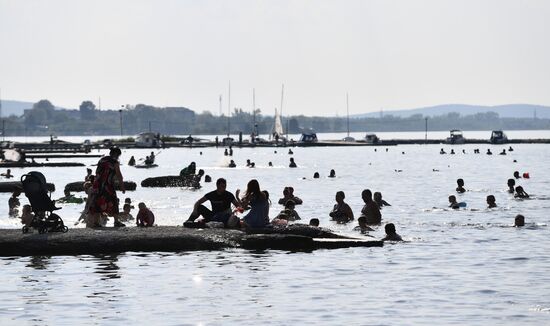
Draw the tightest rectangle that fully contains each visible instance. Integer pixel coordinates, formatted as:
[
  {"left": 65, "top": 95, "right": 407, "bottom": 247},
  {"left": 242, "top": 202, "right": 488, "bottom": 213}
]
[
  {"left": 329, "top": 191, "right": 354, "bottom": 223},
  {"left": 8, "top": 188, "right": 21, "bottom": 218},
  {"left": 184, "top": 178, "right": 241, "bottom": 227},
  {"left": 136, "top": 202, "right": 155, "bottom": 227},
  {"left": 381, "top": 223, "right": 403, "bottom": 242},
  {"left": 238, "top": 180, "right": 270, "bottom": 229}
]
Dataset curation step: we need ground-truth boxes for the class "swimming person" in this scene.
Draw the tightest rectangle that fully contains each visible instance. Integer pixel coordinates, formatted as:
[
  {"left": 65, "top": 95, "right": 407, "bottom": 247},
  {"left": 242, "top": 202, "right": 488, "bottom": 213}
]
[
  {"left": 448, "top": 195, "right": 466, "bottom": 209},
  {"left": 514, "top": 214, "right": 525, "bottom": 227},
  {"left": 288, "top": 149, "right": 294, "bottom": 155},
  {"left": 450, "top": 149, "right": 455, "bottom": 155},
  {"left": 359, "top": 189, "right": 381, "bottom": 224},
  {"left": 440, "top": 148, "right": 446, "bottom": 154},
  {"left": 136, "top": 202, "right": 155, "bottom": 227},
  {"left": 1, "top": 169, "right": 14, "bottom": 178},
  {"left": 289, "top": 157, "right": 297, "bottom": 168},
  {"left": 204, "top": 175, "right": 212, "bottom": 183},
  {"left": 456, "top": 178, "right": 466, "bottom": 193},
  {"left": 89, "top": 146, "right": 126, "bottom": 227},
  {"left": 180, "top": 162, "right": 196, "bottom": 177},
  {"left": 239, "top": 179, "right": 270, "bottom": 228},
  {"left": 373, "top": 192, "right": 391, "bottom": 208},
  {"left": 313, "top": 172, "right": 320, "bottom": 179},
  {"left": 224, "top": 148, "right": 228, "bottom": 156},
  {"left": 274, "top": 200, "right": 301, "bottom": 222},
  {"left": 246, "top": 159, "right": 251, "bottom": 167},
  {"left": 513, "top": 171, "right": 521, "bottom": 179},
  {"left": 268, "top": 162, "right": 273, "bottom": 167},
  {"left": 507, "top": 179, "right": 516, "bottom": 193},
  {"left": 185, "top": 178, "right": 241, "bottom": 226},
  {"left": 228, "top": 160, "right": 236, "bottom": 168},
  {"left": 499, "top": 149, "right": 507, "bottom": 155},
  {"left": 514, "top": 186, "right": 529, "bottom": 199},
  {"left": 487, "top": 149, "right": 493, "bottom": 155},
  {"left": 486, "top": 195, "right": 497, "bottom": 208},
  {"left": 328, "top": 169, "right": 336, "bottom": 178},
  {"left": 128, "top": 156, "right": 136, "bottom": 166},
  {"left": 353, "top": 216, "right": 374, "bottom": 234},
  {"left": 381, "top": 223, "right": 403, "bottom": 242},
  {"left": 309, "top": 218, "right": 320, "bottom": 227},
  {"left": 329, "top": 191, "right": 354, "bottom": 223}
]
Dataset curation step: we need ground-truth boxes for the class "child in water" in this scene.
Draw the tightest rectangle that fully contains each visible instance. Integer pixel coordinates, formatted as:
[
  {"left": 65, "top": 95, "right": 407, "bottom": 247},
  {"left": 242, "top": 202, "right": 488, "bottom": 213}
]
[
  {"left": 381, "top": 223, "right": 403, "bottom": 242},
  {"left": 486, "top": 195, "right": 497, "bottom": 208},
  {"left": 353, "top": 216, "right": 374, "bottom": 234},
  {"left": 448, "top": 195, "right": 466, "bottom": 209},
  {"left": 20, "top": 204, "right": 34, "bottom": 227},
  {"left": 8, "top": 188, "right": 21, "bottom": 218},
  {"left": 136, "top": 202, "right": 155, "bottom": 227},
  {"left": 274, "top": 200, "right": 301, "bottom": 222},
  {"left": 514, "top": 186, "right": 529, "bottom": 199}
]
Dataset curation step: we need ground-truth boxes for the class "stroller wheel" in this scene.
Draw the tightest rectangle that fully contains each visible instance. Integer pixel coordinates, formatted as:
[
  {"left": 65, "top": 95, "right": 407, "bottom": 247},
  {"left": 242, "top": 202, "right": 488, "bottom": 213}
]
[
  {"left": 62, "top": 226, "right": 69, "bottom": 233},
  {"left": 22, "top": 226, "right": 29, "bottom": 234}
]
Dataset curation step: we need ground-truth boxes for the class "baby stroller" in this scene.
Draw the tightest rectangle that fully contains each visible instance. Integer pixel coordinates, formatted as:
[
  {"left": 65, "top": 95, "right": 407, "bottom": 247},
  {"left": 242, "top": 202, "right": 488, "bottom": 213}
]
[{"left": 21, "top": 171, "right": 68, "bottom": 234}]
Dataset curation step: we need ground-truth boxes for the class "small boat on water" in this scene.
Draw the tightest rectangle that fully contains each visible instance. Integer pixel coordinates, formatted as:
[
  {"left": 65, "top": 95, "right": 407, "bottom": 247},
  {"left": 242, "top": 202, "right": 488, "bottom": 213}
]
[
  {"left": 135, "top": 164, "right": 158, "bottom": 169},
  {"left": 300, "top": 130, "right": 318, "bottom": 143},
  {"left": 364, "top": 133, "right": 380, "bottom": 144},
  {"left": 490, "top": 130, "right": 508, "bottom": 144},
  {"left": 445, "top": 129, "right": 466, "bottom": 144}
]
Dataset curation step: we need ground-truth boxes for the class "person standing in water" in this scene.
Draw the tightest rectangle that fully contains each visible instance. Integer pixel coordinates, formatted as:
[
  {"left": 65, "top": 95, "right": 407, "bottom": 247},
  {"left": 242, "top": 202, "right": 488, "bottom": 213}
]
[
  {"left": 329, "top": 191, "right": 354, "bottom": 223},
  {"left": 359, "top": 189, "right": 381, "bottom": 224}
]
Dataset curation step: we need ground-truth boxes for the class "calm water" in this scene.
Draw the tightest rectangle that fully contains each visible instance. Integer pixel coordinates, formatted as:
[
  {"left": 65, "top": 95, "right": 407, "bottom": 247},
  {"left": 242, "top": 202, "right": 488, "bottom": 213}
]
[{"left": 1, "top": 132, "right": 550, "bottom": 325}]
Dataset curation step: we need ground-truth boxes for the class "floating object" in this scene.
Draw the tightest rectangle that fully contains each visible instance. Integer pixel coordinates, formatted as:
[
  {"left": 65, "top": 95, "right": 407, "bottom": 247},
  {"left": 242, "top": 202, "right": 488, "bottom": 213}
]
[
  {"left": 0, "top": 181, "right": 55, "bottom": 193},
  {"left": 64, "top": 181, "right": 136, "bottom": 192},
  {"left": 141, "top": 175, "right": 199, "bottom": 188},
  {"left": 523, "top": 173, "right": 530, "bottom": 178},
  {"left": 135, "top": 164, "right": 158, "bottom": 169}
]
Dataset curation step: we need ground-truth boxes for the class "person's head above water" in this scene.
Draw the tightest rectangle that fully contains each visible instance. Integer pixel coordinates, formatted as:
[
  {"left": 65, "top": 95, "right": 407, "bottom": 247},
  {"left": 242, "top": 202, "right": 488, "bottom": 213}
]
[
  {"left": 309, "top": 218, "right": 319, "bottom": 227},
  {"left": 361, "top": 189, "right": 373, "bottom": 203},
  {"left": 313, "top": 172, "right": 320, "bottom": 178},
  {"left": 486, "top": 195, "right": 496, "bottom": 208},
  {"left": 513, "top": 171, "right": 521, "bottom": 179},
  {"left": 385, "top": 223, "right": 397, "bottom": 235},
  {"left": 507, "top": 179, "right": 516, "bottom": 187},
  {"left": 204, "top": 175, "right": 212, "bottom": 182},
  {"left": 448, "top": 195, "right": 457, "bottom": 203},
  {"left": 373, "top": 192, "right": 382, "bottom": 202},
  {"left": 329, "top": 169, "right": 336, "bottom": 177},
  {"left": 358, "top": 216, "right": 367, "bottom": 228},
  {"left": 514, "top": 214, "right": 525, "bottom": 227},
  {"left": 457, "top": 178, "right": 464, "bottom": 187}
]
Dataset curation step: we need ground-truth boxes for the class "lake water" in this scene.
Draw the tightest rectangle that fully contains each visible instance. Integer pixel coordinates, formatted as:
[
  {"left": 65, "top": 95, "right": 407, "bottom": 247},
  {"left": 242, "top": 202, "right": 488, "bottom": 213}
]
[{"left": 1, "top": 132, "right": 550, "bottom": 325}]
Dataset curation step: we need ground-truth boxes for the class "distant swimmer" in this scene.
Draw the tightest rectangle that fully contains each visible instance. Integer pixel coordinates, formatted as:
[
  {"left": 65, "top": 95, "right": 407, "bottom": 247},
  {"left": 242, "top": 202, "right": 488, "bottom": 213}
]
[
  {"left": 499, "top": 149, "right": 507, "bottom": 155},
  {"left": 513, "top": 171, "right": 521, "bottom": 179},
  {"left": 486, "top": 195, "right": 497, "bottom": 208},
  {"left": 448, "top": 195, "right": 466, "bottom": 209},
  {"left": 274, "top": 150, "right": 278, "bottom": 154},
  {"left": 246, "top": 159, "right": 251, "bottom": 167},
  {"left": 386, "top": 148, "right": 389, "bottom": 152},
  {"left": 456, "top": 178, "right": 466, "bottom": 193},
  {"left": 381, "top": 223, "right": 403, "bottom": 242},
  {"left": 268, "top": 162, "right": 273, "bottom": 167},
  {"left": 128, "top": 156, "right": 136, "bottom": 166},
  {"left": 289, "top": 157, "right": 297, "bottom": 168},
  {"left": 1, "top": 169, "right": 14, "bottom": 178},
  {"left": 228, "top": 160, "right": 236, "bottom": 168},
  {"left": 249, "top": 162, "right": 255, "bottom": 168},
  {"left": 487, "top": 149, "right": 493, "bottom": 155},
  {"left": 278, "top": 187, "right": 303, "bottom": 205},
  {"left": 353, "top": 216, "right": 374, "bottom": 234},
  {"left": 507, "top": 179, "right": 516, "bottom": 193},
  {"left": 462, "top": 149, "right": 466, "bottom": 154},
  {"left": 360, "top": 189, "right": 381, "bottom": 225},
  {"left": 329, "top": 191, "right": 354, "bottom": 223},
  {"left": 514, "top": 186, "right": 529, "bottom": 199},
  {"left": 514, "top": 214, "right": 525, "bottom": 227},
  {"left": 508, "top": 146, "right": 514, "bottom": 152},
  {"left": 440, "top": 148, "right": 447, "bottom": 155},
  {"left": 474, "top": 149, "right": 480, "bottom": 154},
  {"left": 224, "top": 148, "right": 229, "bottom": 156},
  {"left": 432, "top": 169, "right": 440, "bottom": 172},
  {"left": 288, "top": 149, "right": 294, "bottom": 155},
  {"left": 200, "top": 152, "right": 203, "bottom": 155},
  {"left": 229, "top": 147, "right": 233, "bottom": 156},
  {"left": 204, "top": 175, "right": 212, "bottom": 183},
  {"left": 450, "top": 149, "right": 455, "bottom": 155},
  {"left": 328, "top": 169, "right": 336, "bottom": 178},
  {"left": 373, "top": 192, "right": 391, "bottom": 209},
  {"left": 313, "top": 172, "right": 320, "bottom": 179},
  {"left": 309, "top": 218, "right": 320, "bottom": 227},
  {"left": 402, "top": 152, "right": 405, "bottom": 155}
]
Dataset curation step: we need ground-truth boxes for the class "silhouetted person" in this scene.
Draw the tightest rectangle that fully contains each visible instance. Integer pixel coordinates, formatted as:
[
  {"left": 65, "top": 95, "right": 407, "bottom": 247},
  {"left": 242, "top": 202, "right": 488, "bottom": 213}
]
[
  {"left": 507, "top": 179, "right": 516, "bottom": 193},
  {"left": 229, "top": 147, "right": 233, "bottom": 156},
  {"left": 329, "top": 191, "right": 354, "bottom": 223},
  {"left": 514, "top": 214, "right": 525, "bottom": 227},
  {"left": 487, "top": 149, "right": 492, "bottom": 155},
  {"left": 440, "top": 148, "right": 446, "bottom": 154},
  {"left": 328, "top": 169, "right": 336, "bottom": 178},
  {"left": 128, "top": 156, "right": 136, "bottom": 166},
  {"left": 204, "top": 175, "right": 212, "bottom": 183},
  {"left": 268, "top": 162, "right": 273, "bottom": 167},
  {"left": 288, "top": 149, "right": 293, "bottom": 155},
  {"left": 246, "top": 159, "right": 251, "bottom": 167},
  {"left": 514, "top": 186, "right": 529, "bottom": 199},
  {"left": 313, "top": 172, "right": 320, "bottom": 179},
  {"left": 508, "top": 146, "right": 514, "bottom": 152},
  {"left": 381, "top": 223, "right": 402, "bottom": 242},
  {"left": 373, "top": 192, "right": 391, "bottom": 208},
  {"left": 309, "top": 218, "right": 320, "bottom": 227},
  {"left": 499, "top": 149, "right": 506, "bottom": 155},
  {"left": 486, "top": 195, "right": 497, "bottom": 208},
  {"left": 224, "top": 148, "right": 228, "bottom": 156},
  {"left": 360, "top": 189, "right": 381, "bottom": 225},
  {"left": 462, "top": 149, "right": 466, "bottom": 154},
  {"left": 513, "top": 171, "right": 521, "bottom": 179},
  {"left": 450, "top": 149, "right": 455, "bottom": 155},
  {"left": 228, "top": 160, "right": 236, "bottom": 168},
  {"left": 289, "top": 157, "right": 297, "bottom": 168},
  {"left": 456, "top": 178, "right": 466, "bottom": 193}
]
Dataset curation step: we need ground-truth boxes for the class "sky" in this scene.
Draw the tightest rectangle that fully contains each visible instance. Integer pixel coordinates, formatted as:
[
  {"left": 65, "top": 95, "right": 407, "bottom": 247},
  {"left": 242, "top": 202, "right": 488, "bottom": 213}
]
[{"left": 1, "top": 0, "right": 549, "bottom": 116}]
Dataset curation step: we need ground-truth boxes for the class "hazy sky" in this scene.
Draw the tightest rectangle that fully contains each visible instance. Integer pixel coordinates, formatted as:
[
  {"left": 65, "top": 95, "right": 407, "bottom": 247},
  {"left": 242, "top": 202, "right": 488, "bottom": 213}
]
[{"left": 1, "top": 0, "right": 549, "bottom": 116}]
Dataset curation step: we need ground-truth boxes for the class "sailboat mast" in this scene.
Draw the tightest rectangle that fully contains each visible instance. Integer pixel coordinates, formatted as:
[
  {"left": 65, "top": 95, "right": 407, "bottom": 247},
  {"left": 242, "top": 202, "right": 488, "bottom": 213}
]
[
  {"left": 346, "top": 92, "right": 350, "bottom": 137},
  {"left": 227, "top": 81, "right": 231, "bottom": 137},
  {"left": 252, "top": 88, "right": 256, "bottom": 135},
  {"left": 280, "top": 84, "right": 284, "bottom": 136}
]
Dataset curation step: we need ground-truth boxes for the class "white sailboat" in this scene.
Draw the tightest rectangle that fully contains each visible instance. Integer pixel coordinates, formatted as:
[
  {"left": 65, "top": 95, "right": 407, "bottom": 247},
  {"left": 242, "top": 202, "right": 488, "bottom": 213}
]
[{"left": 270, "top": 108, "right": 285, "bottom": 140}]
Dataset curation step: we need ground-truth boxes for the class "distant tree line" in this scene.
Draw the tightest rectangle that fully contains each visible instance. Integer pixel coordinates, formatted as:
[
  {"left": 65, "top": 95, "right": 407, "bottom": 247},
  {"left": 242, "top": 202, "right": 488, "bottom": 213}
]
[{"left": 1, "top": 99, "right": 549, "bottom": 137}]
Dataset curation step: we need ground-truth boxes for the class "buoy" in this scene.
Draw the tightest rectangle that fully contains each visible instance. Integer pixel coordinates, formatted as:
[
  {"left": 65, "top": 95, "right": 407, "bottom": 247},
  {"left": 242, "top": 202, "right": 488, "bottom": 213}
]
[{"left": 522, "top": 173, "right": 530, "bottom": 179}]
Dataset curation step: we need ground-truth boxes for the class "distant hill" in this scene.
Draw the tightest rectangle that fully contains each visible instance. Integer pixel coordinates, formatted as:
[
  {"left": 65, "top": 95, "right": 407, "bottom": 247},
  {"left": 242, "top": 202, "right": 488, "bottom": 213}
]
[
  {"left": 0, "top": 99, "right": 73, "bottom": 117},
  {"left": 353, "top": 104, "right": 550, "bottom": 119}
]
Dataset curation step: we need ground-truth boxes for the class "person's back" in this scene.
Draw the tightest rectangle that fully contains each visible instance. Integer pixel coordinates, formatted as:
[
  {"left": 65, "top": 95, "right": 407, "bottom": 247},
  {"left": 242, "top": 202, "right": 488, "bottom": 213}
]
[
  {"left": 137, "top": 203, "right": 155, "bottom": 227},
  {"left": 381, "top": 223, "right": 403, "bottom": 241},
  {"left": 360, "top": 190, "right": 381, "bottom": 224}
]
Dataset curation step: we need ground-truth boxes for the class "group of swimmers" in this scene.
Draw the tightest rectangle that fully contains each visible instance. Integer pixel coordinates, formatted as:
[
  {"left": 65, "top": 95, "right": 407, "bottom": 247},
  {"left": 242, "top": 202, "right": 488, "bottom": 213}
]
[{"left": 440, "top": 146, "right": 513, "bottom": 155}]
